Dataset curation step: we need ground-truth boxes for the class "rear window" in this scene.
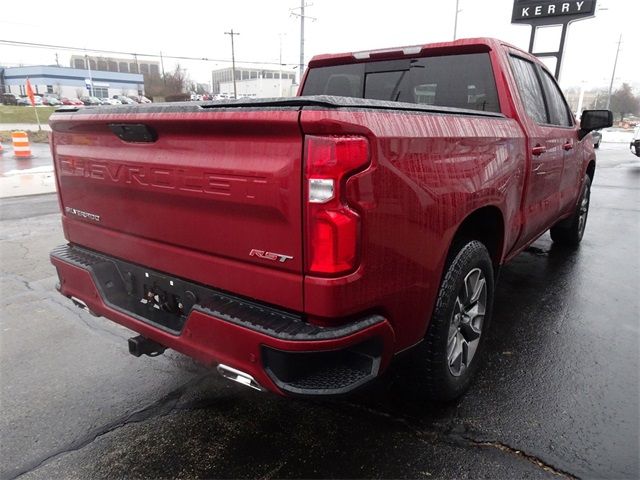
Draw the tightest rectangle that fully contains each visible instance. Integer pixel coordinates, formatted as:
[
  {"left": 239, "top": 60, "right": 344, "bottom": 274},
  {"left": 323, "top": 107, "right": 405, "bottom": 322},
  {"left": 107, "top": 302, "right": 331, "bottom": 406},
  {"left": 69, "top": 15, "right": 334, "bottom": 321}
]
[{"left": 301, "top": 53, "right": 500, "bottom": 113}]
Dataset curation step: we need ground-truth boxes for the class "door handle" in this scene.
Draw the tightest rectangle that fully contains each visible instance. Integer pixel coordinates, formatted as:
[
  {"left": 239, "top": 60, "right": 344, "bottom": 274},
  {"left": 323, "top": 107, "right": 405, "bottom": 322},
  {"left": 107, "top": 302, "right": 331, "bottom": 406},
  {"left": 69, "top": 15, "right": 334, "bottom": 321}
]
[
  {"left": 532, "top": 145, "right": 547, "bottom": 156},
  {"left": 563, "top": 141, "right": 574, "bottom": 151},
  {"left": 532, "top": 164, "right": 546, "bottom": 175}
]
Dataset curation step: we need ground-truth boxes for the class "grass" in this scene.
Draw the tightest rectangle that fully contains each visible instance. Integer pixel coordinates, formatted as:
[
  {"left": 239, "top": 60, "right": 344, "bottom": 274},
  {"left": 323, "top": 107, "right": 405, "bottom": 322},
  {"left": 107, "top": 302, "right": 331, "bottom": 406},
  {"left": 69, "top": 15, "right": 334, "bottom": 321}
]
[
  {"left": 0, "top": 130, "right": 50, "bottom": 144},
  {"left": 0, "top": 105, "right": 57, "bottom": 124}
]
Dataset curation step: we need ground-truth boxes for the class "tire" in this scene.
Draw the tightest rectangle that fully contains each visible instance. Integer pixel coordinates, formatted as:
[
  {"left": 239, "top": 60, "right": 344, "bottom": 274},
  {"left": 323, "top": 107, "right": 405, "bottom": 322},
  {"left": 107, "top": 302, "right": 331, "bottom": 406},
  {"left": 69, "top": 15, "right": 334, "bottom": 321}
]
[
  {"left": 415, "top": 240, "right": 495, "bottom": 402},
  {"left": 550, "top": 175, "right": 591, "bottom": 246}
]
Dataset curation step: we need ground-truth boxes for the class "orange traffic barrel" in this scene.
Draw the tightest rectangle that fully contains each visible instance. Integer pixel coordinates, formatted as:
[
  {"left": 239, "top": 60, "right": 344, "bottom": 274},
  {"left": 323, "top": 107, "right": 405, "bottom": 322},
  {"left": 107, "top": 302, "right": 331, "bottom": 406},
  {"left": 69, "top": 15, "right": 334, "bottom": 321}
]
[{"left": 11, "top": 131, "right": 33, "bottom": 159}]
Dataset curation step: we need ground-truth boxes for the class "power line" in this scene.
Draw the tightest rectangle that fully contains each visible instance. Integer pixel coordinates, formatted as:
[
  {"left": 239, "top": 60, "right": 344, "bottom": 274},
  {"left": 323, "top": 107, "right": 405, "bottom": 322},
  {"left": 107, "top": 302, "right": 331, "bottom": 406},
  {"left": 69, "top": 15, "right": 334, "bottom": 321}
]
[{"left": 0, "top": 39, "right": 302, "bottom": 68}]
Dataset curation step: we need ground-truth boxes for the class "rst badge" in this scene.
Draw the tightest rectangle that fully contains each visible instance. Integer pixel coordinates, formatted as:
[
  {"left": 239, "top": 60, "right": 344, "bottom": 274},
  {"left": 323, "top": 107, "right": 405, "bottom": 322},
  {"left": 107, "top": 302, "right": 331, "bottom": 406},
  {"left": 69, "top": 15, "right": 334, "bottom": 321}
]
[
  {"left": 249, "top": 249, "right": 293, "bottom": 263},
  {"left": 65, "top": 207, "right": 101, "bottom": 222}
]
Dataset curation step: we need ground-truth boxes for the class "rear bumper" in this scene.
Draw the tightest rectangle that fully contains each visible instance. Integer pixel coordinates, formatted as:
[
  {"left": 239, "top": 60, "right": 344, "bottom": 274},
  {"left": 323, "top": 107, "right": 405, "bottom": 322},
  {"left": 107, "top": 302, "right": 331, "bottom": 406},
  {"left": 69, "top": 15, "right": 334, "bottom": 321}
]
[{"left": 50, "top": 244, "right": 395, "bottom": 396}]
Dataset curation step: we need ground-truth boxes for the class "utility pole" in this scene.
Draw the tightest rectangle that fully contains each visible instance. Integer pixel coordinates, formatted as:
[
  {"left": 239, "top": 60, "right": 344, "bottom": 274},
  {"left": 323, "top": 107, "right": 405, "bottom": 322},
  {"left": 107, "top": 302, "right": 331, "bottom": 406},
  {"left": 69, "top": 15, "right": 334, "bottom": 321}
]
[
  {"left": 225, "top": 29, "right": 240, "bottom": 99},
  {"left": 453, "top": 0, "right": 461, "bottom": 40},
  {"left": 605, "top": 34, "right": 622, "bottom": 110},
  {"left": 299, "top": 0, "right": 304, "bottom": 80},
  {"left": 159, "top": 51, "right": 166, "bottom": 85},
  {"left": 290, "top": 2, "right": 316, "bottom": 84}
]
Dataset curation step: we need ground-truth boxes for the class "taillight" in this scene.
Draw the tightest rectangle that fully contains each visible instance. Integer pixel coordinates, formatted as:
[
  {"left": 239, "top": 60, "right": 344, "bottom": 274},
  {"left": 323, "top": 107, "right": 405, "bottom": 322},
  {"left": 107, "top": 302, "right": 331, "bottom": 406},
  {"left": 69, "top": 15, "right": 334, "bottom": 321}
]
[{"left": 304, "top": 135, "right": 370, "bottom": 275}]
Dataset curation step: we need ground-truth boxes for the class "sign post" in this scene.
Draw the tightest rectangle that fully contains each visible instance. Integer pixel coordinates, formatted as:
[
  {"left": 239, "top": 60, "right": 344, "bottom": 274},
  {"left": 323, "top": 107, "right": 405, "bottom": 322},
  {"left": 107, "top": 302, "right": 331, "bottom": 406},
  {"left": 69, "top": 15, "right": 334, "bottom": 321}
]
[{"left": 511, "top": 0, "right": 597, "bottom": 79}]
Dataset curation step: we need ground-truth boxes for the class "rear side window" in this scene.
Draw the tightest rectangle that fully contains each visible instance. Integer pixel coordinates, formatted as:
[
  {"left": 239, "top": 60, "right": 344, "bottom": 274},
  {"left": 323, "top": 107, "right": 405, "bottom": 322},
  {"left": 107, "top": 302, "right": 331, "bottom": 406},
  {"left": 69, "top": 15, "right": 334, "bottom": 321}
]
[
  {"left": 539, "top": 69, "right": 573, "bottom": 127},
  {"left": 301, "top": 53, "right": 500, "bottom": 113},
  {"left": 509, "top": 56, "right": 547, "bottom": 124},
  {"left": 304, "top": 64, "right": 364, "bottom": 98}
]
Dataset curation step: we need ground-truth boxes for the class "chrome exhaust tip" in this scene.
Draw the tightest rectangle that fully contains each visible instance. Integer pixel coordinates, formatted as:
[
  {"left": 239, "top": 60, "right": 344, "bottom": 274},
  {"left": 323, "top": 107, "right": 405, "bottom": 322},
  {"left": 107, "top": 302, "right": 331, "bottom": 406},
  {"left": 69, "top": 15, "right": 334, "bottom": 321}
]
[
  {"left": 70, "top": 296, "right": 100, "bottom": 317},
  {"left": 216, "top": 364, "right": 264, "bottom": 392}
]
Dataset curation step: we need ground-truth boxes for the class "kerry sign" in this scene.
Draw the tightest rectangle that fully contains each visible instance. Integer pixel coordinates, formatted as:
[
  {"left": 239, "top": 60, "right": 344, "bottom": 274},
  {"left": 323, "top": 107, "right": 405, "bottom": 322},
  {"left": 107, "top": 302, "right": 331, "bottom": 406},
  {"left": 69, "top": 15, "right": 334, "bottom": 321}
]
[
  {"left": 512, "top": 1, "right": 596, "bottom": 23},
  {"left": 511, "top": 0, "right": 597, "bottom": 79}
]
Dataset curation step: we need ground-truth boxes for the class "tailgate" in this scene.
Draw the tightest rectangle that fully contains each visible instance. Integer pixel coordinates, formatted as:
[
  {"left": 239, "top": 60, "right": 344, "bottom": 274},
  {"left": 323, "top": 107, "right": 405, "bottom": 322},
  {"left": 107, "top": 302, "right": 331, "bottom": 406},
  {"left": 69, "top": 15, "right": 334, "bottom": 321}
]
[{"left": 50, "top": 107, "right": 304, "bottom": 310}]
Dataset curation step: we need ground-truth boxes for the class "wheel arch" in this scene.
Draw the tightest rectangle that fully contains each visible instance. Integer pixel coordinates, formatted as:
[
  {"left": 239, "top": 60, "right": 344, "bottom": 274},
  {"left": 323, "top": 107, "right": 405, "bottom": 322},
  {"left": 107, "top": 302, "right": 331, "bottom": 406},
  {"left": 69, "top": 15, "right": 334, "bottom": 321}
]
[
  {"left": 449, "top": 205, "right": 506, "bottom": 269},
  {"left": 586, "top": 159, "right": 596, "bottom": 182}
]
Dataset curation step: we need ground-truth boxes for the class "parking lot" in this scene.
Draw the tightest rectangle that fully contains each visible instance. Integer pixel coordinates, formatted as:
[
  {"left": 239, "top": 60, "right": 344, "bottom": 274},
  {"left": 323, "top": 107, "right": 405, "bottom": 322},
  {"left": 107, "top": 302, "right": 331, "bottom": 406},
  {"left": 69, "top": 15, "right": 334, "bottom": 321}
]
[{"left": 0, "top": 143, "right": 638, "bottom": 479}]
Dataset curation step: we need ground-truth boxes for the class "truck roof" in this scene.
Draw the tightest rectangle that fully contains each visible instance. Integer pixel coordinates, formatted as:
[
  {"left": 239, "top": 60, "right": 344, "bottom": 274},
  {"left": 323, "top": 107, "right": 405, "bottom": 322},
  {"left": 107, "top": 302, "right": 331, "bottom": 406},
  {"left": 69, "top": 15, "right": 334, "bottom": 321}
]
[{"left": 307, "top": 37, "right": 530, "bottom": 68}]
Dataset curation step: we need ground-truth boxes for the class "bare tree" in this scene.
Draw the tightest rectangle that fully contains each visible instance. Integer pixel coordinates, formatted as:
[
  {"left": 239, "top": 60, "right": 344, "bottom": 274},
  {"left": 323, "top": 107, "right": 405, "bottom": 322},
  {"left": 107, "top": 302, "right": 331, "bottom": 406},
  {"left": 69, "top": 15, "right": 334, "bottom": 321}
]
[
  {"left": 144, "top": 64, "right": 191, "bottom": 100},
  {"left": 610, "top": 83, "right": 640, "bottom": 121},
  {"left": 75, "top": 88, "right": 85, "bottom": 99},
  {"left": 164, "top": 64, "right": 190, "bottom": 95}
]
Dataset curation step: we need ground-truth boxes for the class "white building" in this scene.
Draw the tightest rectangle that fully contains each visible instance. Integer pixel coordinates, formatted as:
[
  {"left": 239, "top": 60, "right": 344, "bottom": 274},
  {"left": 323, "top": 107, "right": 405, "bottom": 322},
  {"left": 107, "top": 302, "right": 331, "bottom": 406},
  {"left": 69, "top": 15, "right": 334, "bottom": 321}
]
[
  {"left": 70, "top": 55, "right": 160, "bottom": 77},
  {"left": 212, "top": 67, "right": 297, "bottom": 98},
  {"left": 219, "top": 77, "right": 297, "bottom": 98}
]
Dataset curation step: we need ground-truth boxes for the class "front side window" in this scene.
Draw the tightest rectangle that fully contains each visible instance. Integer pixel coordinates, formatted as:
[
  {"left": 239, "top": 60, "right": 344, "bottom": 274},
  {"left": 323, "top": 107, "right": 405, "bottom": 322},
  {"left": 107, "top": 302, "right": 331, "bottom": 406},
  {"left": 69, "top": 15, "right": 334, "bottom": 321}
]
[
  {"left": 509, "top": 55, "right": 547, "bottom": 125},
  {"left": 301, "top": 53, "right": 500, "bottom": 112},
  {"left": 539, "top": 69, "right": 573, "bottom": 127}
]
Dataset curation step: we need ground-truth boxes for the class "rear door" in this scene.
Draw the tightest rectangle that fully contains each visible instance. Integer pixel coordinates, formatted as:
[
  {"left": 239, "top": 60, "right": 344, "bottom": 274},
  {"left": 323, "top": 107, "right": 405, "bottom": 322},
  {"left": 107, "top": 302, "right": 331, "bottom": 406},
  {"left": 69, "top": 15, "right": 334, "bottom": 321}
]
[{"left": 508, "top": 54, "right": 565, "bottom": 246}]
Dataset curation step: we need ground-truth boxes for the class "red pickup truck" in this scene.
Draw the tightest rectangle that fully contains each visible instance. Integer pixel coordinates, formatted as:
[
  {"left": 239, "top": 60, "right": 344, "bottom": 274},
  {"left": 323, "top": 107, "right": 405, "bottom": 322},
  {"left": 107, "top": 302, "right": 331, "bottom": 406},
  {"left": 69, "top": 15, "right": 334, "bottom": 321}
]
[{"left": 49, "top": 38, "right": 611, "bottom": 400}]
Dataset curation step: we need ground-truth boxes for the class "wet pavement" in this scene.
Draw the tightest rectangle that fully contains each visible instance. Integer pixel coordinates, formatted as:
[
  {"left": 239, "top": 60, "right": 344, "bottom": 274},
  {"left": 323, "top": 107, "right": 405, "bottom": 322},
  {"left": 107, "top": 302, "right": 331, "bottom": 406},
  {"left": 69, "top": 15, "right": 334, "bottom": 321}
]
[
  {"left": 0, "top": 144, "right": 56, "bottom": 198},
  {"left": 0, "top": 144, "right": 53, "bottom": 175},
  {"left": 0, "top": 144, "right": 638, "bottom": 479}
]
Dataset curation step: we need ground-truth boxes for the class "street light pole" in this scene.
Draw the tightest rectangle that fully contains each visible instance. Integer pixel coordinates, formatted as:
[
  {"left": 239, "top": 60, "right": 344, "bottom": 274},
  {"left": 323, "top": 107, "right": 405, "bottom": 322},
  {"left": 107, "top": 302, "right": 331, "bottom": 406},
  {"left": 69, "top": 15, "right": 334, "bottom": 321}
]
[
  {"left": 225, "top": 29, "right": 240, "bottom": 99},
  {"left": 85, "top": 53, "right": 93, "bottom": 97},
  {"left": 279, "top": 33, "right": 285, "bottom": 97},
  {"left": 605, "top": 33, "right": 622, "bottom": 110}
]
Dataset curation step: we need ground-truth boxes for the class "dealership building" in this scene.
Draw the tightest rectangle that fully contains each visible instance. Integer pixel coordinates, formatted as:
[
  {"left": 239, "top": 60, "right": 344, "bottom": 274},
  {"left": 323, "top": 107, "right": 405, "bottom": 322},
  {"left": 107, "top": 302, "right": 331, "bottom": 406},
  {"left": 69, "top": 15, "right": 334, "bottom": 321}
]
[{"left": 0, "top": 65, "right": 144, "bottom": 99}]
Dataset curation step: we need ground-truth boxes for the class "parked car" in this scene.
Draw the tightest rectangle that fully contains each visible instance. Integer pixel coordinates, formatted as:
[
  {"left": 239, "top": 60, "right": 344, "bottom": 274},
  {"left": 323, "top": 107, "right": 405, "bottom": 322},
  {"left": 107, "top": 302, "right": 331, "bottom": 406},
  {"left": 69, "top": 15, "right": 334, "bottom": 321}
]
[
  {"left": 1, "top": 93, "right": 21, "bottom": 105},
  {"left": 112, "top": 95, "right": 136, "bottom": 105},
  {"left": 42, "top": 96, "right": 62, "bottom": 106},
  {"left": 60, "top": 97, "right": 84, "bottom": 106},
  {"left": 100, "top": 98, "right": 122, "bottom": 106},
  {"left": 49, "top": 37, "right": 612, "bottom": 401},
  {"left": 631, "top": 125, "right": 640, "bottom": 157},
  {"left": 80, "top": 96, "right": 101, "bottom": 106},
  {"left": 591, "top": 129, "right": 602, "bottom": 148},
  {"left": 17, "top": 95, "right": 43, "bottom": 106},
  {"left": 128, "top": 95, "right": 152, "bottom": 104}
]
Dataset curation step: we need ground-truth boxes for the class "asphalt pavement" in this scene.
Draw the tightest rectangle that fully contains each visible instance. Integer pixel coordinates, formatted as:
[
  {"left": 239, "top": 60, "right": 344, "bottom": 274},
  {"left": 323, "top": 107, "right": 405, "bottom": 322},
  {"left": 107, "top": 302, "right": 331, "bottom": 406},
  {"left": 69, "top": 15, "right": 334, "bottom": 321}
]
[
  {"left": 0, "top": 143, "right": 638, "bottom": 480},
  {"left": 0, "top": 143, "right": 53, "bottom": 175}
]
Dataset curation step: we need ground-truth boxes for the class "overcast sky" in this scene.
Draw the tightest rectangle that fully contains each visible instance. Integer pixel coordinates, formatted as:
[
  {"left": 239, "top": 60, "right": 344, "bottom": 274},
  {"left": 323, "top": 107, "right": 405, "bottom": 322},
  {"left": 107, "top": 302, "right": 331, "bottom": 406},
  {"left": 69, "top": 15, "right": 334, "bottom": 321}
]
[{"left": 0, "top": 0, "right": 637, "bottom": 90}]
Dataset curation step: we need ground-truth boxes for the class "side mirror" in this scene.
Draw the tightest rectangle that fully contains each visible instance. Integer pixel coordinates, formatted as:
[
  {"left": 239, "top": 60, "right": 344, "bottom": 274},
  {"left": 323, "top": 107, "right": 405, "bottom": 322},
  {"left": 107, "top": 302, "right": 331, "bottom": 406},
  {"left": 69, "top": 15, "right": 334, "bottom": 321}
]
[{"left": 579, "top": 110, "right": 613, "bottom": 139}]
